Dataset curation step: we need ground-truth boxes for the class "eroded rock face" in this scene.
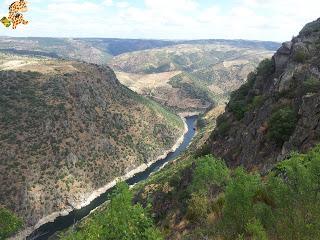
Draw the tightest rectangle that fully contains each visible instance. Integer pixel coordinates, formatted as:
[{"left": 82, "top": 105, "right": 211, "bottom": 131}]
[
  {"left": 208, "top": 18, "right": 320, "bottom": 171},
  {"left": 274, "top": 41, "right": 292, "bottom": 73}
]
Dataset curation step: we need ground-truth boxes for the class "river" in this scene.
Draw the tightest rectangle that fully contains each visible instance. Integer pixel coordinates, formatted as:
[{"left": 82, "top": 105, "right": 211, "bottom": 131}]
[{"left": 27, "top": 115, "right": 198, "bottom": 240}]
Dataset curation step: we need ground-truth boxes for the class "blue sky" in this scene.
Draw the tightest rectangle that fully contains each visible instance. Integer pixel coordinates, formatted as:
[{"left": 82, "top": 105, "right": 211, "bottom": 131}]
[{"left": 0, "top": 0, "right": 319, "bottom": 42}]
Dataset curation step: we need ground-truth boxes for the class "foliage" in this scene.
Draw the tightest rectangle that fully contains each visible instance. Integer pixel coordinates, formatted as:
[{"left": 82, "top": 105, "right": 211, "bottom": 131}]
[
  {"left": 250, "top": 95, "right": 265, "bottom": 109},
  {"left": 303, "top": 77, "right": 320, "bottom": 93},
  {"left": 227, "top": 59, "right": 273, "bottom": 120},
  {"left": 188, "top": 145, "right": 320, "bottom": 240},
  {"left": 245, "top": 218, "right": 268, "bottom": 240},
  {"left": 222, "top": 168, "right": 262, "bottom": 237},
  {"left": 216, "top": 121, "right": 231, "bottom": 137},
  {"left": 256, "top": 58, "right": 275, "bottom": 77},
  {"left": 293, "top": 49, "right": 308, "bottom": 63},
  {"left": 169, "top": 73, "right": 216, "bottom": 105},
  {"left": 133, "top": 140, "right": 320, "bottom": 240},
  {"left": 267, "top": 106, "right": 297, "bottom": 145},
  {"left": 268, "top": 146, "right": 320, "bottom": 239},
  {"left": 62, "top": 183, "right": 163, "bottom": 240},
  {"left": 228, "top": 72, "right": 256, "bottom": 120},
  {"left": 186, "top": 192, "right": 210, "bottom": 223},
  {"left": 189, "top": 155, "right": 230, "bottom": 195},
  {"left": 0, "top": 207, "right": 23, "bottom": 240}
]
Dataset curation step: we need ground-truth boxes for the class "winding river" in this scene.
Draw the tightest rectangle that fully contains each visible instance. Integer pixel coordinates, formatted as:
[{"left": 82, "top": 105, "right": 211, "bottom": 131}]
[{"left": 27, "top": 116, "right": 198, "bottom": 240}]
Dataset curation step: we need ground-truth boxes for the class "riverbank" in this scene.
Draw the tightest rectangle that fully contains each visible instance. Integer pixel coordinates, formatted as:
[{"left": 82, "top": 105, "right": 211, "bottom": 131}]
[{"left": 11, "top": 117, "right": 189, "bottom": 240}]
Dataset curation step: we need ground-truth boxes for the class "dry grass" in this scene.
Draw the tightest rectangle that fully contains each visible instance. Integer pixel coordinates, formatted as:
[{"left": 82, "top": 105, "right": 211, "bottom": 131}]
[{"left": 115, "top": 71, "right": 181, "bottom": 94}]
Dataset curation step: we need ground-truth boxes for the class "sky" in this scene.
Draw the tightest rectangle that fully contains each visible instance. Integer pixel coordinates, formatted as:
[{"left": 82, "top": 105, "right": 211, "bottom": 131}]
[{"left": 0, "top": 0, "right": 319, "bottom": 42}]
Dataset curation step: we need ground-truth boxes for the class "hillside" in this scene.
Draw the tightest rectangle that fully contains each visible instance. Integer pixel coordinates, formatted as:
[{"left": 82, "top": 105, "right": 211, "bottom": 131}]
[
  {"left": 59, "top": 18, "right": 320, "bottom": 240},
  {"left": 208, "top": 18, "right": 320, "bottom": 171},
  {"left": 110, "top": 43, "right": 276, "bottom": 112},
  {"left": 0, "top": 37, "right": 278, "bottom": 113},
  {"left": 0, "top": 53, "right": 184, "bottom": 237}
]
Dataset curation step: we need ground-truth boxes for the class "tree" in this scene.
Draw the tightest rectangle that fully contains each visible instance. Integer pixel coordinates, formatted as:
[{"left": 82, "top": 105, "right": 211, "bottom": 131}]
[
  {"left": 0, "top": 207, "right": 23, "bottom": 240},
  {"left": 62, "top": 183, "right": 163, "bottom": 240},
  {"left": 189, "top": 155, "right": 230, "bottom": 196},
  {"left": 267, "top": 106, "right": 297, "bottom": 145},
  {"left": 222, "top": 168, "right": 262, "bottom": 238}
]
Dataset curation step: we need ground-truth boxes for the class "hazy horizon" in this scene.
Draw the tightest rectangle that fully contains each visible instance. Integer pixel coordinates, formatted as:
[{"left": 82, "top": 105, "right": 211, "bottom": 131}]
[
  {"left": 0, "top": 35, "right": 281, "bottom": 43},
  {"left": 0, "top": 0, "right": 319, "bottom": 42}
]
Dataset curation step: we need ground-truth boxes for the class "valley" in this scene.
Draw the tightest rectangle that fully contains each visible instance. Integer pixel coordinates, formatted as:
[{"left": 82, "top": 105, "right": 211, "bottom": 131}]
[
  {"left": 2, "top": 21, "right": 320, "bottom": 240},
  {"left": 48, "top": 18, "right": 320, "bottom": 240},
  {"left": 0, "top": 52, "right": 185, "bottom": 238},
  {"left": 110, "top": 43, "right": 276, "bottom": 112},
  {"left": 0, "top": 37, "right": 279, "bottom": 113}
]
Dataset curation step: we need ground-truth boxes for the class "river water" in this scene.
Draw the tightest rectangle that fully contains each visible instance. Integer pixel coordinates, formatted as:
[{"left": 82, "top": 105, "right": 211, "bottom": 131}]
[{"left": 27, "top": 115, "right": 197, "bottom": 240}]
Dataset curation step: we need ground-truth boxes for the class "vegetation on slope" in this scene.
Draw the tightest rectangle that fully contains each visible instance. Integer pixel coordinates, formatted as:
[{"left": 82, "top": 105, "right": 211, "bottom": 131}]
[
  {"left": 0, "top": 58, "right": 184, "bottom": 229},
  {"left": 209, "top": 18, "right": 320, "bottom": 168},
  {"left": 135, "top": 146, "right": 320, "bottom": 240},
  {"left": 60, "top": 145, "right": 320, "bottom": 240},
  {"left": 0, "top": 207, "right": 23, "bottom": 240},
  {"left": 228, "top": 58, "right": 274, "bottom": 120},
  {"left": 169, "top": 72, "right": 216, "bottom": 106},
  {"left": 61, "top": 183, "right": 163, "bottom": 240},
  {"left": 110, "top": 43, "right": 274, "bottom": 112}
]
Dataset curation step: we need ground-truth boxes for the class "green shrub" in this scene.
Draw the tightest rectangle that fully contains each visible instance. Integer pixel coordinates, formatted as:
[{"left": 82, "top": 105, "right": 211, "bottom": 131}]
[
  {"left": 256, "top": 58, "right": 274, "bottom": 77},
  {"left": 217, "top": 121, "right": 231, "bottom": 137},
  {"left": 267, "top": 106, "right": 297, "bottom": 145},
  {"left": 62, "top": 183, "right": 163, "bottom": 240},
  {"left": 189, "top": 155, "right": 230, "bottom": 195},
  {"left": 228, "top": 72, "right": 256, "bottom": 120},
  {"left": 303, "top": 77, "right": 320, "bottom": 93},
  {"left": 228, "top": 100, "right": 247, "bottom": 120},
  {"left": 0, "top": 207, "right": 23, "bottom": 239},
  {"left": 245, "top": 218, "right": 268, "bottom": 240},
  {"left": 267, "top": 146, "right": 320, "bottom": 239},
  {"left": 293, "top": 49, "right": 308, "bottom": 63},
  {"left": 186, "top": 192, "right": 210, "bottom": 223},
  {"left": 222, "top": 168, "right": 262, "bottom": 237},
  {"left": 250, "top": 95, "right": 265, "bottom": 109}
]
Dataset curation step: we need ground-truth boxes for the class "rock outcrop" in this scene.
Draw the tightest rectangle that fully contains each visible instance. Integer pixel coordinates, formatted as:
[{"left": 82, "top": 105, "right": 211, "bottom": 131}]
[{"left": 208, "top": 18, "right": 320, "bottom": 171}]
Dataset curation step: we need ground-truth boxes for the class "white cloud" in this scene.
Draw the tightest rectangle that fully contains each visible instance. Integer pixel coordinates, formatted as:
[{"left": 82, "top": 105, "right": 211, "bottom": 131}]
[
  {"left": 1, "top": 0, "right": 319, "bottom": 42},
  {"left": 103, "top": 0, "right": 113, "bottom": 6}
]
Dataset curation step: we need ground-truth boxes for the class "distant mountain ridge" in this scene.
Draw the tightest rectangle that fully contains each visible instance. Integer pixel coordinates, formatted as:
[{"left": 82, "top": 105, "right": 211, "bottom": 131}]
[{"left": 0, "top": 37, "right": 280, "bottom": 64}]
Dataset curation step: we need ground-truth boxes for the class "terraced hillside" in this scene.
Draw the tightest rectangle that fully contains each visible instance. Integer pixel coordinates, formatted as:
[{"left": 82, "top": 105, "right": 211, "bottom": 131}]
[
  {"left": 110, "top": 43, "right": 276, "bottom": 112},
  {"left": 0, "top": 53, "right": 184, "bottom": 234}
]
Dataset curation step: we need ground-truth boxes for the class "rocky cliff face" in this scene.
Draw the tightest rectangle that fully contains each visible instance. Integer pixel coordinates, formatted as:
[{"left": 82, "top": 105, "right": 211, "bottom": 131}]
[
  {"left": 0, "top": 55, "right": 184, "bottom": 228},
  {"left": 208, "top": 18, "right": 320, "bottom": 171}
]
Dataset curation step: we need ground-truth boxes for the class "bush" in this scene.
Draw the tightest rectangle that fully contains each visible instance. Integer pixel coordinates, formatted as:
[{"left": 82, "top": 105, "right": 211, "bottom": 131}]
[
  {"left": 267, "top": 146, "right": 320, "bottom": 239},
  {"left": 62, "top": 183, "right": 163, "bottom": 240},
  {"left": 228, "top": 72, "right": 257, "bottom": 120},
  {"left": 216, "top": 120, "right": 231, "bottom": 137},
  {"left": 303, "top": 77, "right": 320, "bottom": 93},
  {"left": 228, "top": 100, "right": 247, "bottom": 120},
  {"left": 293, "top": 49, "right": 308, "bottom": 63},
  {"left": 0, "top": 207, "right": 23, "bottom": 239},
  {"left": 186, "top": 192, "right": 210, "bottom": 223},
  {"left": 267, "top": 106, "right": 297, "bottom": 145},
  {"left": 222, "top": 168, "right": 262, "bottom": 237},
  {"left": 245, "top": 218, "right": 268, "bottom": 240},
  {"left": 256, "top": 58, "right": 274, "bottom": 77},
  {"left": 250, "top": 95, "right": 265, "bottom": 109},
  {"left": 189, "top": 155, "right": 230, "bottom": 195}
]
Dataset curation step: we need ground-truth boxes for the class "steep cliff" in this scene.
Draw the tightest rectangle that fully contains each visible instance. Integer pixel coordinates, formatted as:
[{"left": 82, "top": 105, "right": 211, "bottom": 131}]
[
  {"left": 0, "top": 55, "right": 184, "bottom": 230},
  {"left": 208, "top": 18, "right": 320, "bottom": 171}
]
